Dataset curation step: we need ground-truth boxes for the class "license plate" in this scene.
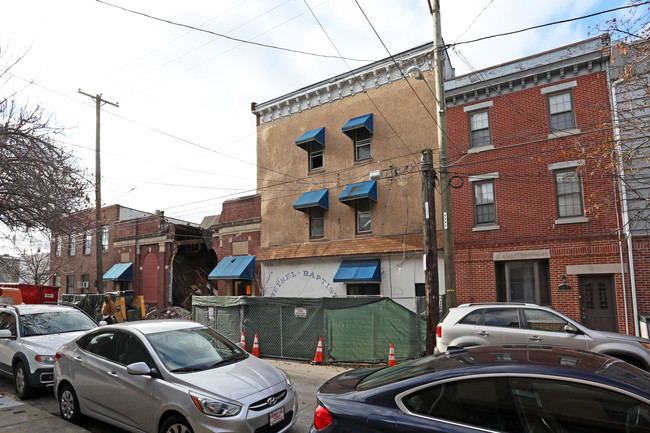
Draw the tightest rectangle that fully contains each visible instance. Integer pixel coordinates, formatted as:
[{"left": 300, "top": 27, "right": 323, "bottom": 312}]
[{"left": 269, "top": 407, "right": 284, "bottom": 426}]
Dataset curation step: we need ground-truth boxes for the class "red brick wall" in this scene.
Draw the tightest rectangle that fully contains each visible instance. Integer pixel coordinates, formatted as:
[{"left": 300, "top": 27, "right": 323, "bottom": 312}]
[
  {"left": 211, "top": 195, "right": 261, "bottom": 296},
  {"left": 446, "top": 72, "right": 633, "bottom": 331},
  {"left": 219, "top": 195, "right": 261, "bottom": 223}
]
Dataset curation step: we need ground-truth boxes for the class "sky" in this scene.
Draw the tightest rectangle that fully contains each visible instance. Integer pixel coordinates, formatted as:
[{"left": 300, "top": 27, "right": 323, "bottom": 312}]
[{"left": 0, "top": 0, "right": 633, "bottom": 253}]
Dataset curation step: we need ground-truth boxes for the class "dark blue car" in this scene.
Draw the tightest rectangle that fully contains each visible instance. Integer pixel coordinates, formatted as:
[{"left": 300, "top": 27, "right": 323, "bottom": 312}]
[{"left": 312, "top": 345, "right": 650, "bottom": 433}]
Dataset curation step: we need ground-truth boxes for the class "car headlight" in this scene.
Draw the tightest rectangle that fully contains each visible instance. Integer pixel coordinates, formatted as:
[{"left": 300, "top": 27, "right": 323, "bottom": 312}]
[
  {"left": 190, "top": 393, "right": 241, "bottom": 417},
  {"left": 35, "top": 355, "right": 56, "bottom": 364},
  {"left": 280, "top": 369, "right": 294, "bottom": 390}
]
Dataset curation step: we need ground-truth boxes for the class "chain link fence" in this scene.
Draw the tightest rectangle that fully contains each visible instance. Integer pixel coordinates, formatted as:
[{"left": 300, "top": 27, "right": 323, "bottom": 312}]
[{"left": 192, "top": 296, "right": 427, "bottom": 363}]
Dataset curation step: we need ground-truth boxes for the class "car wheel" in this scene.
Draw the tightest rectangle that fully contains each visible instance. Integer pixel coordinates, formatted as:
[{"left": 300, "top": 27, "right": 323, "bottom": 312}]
[
  {"left": 59, "top": 384, "right": 82, "bottom": 424},
  {"left": 160, "top": 415, "right": 194, "bottom": 433},
  {"left": 13, "top": 361, "right": 33, "bottom": 399}
]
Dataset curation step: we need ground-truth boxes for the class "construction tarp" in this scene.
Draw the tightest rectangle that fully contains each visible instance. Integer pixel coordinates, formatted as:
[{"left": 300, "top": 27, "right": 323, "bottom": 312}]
[{"left": 192, "top": 296, "right": 426, "bottom": 363}]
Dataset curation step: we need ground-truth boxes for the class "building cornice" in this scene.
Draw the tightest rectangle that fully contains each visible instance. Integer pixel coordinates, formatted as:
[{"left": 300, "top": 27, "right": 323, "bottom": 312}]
[
  {"left": 445, "top": 36, "right": 610, "bottom": 108},
  {"left": 252, "top": 43, "right": 437, "bottom": 124}
]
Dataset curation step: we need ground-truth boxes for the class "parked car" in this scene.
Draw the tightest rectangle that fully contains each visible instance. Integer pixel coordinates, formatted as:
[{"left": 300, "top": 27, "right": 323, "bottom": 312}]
[
  {"left": 435, "top": 303, "right": 650, "bottom": 370},
  {"left": 312, "top": 345, "right": 650, "bottom": 432},
  {"left": 54, "top": 319, "right": 297, "bottom": 433},
  {"left": 0, "top": 303, "right": 99, "bottom": 399}
]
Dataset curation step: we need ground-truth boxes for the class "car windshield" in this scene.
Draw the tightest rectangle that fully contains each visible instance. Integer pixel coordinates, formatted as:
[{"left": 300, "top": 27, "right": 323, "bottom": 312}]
[
  {"left": 146, "top": 327, "right": 246, "bottom": 373},
  {"left": 21, "top": 311, "right": 97, "bottom": 337}
]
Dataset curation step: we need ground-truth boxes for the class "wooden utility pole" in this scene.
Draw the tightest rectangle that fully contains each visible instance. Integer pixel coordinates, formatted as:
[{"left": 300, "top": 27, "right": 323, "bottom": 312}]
[
  {"left": 421, "top": 149, "right": 439, "bottom": 355},
  {"left": 78, "top": 90, "right": 118, "bottom": 294},
  {"left": 430, "top": 0, "right": 456, "bottom": 312}
]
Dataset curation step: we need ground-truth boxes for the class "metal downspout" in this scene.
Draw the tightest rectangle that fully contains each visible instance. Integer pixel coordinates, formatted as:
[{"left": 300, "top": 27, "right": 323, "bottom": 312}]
[{"left": 611, "top": 76, "right": 640, "bottom": 336}]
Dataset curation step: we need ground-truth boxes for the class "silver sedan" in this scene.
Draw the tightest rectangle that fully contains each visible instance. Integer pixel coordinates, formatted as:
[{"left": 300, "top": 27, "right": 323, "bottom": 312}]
[{"left": 54, "top": 320, "right": 297, "bottom": 433}]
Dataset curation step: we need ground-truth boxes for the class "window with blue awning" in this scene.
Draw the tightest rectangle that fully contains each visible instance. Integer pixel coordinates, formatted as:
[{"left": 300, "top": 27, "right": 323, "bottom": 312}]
[
  {"left": 293, "top": 189, "right": 329, "bottom": 212},
  {"left": 295, "top": 127, "right": 325, "bottom": 151},
  {"left": 333, "top": 259, "right": 381, "bottom": 282},
  {"left": 103, "top": 263, "right": 134, "bottom": 281},
  {"left": 338, "top": 180, "right": 377, "bottom": 204},
  {"left": 342, "top": 113, "right": 373, "bottom": 139},
  {"left": 208, "top": 256, "right": 255, "bottom": 280}
]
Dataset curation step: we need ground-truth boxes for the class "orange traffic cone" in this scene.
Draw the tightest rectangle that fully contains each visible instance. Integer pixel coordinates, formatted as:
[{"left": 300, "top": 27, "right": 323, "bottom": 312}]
[
  {"left": 240, "top": 332, "right": 247, "bottom": 352},
  {"left": 252, "top": 334, "right": 260, "bottom": 357},
  {"left": 388, "top": 343, "right": 397, "bottom": 366},
  {"left": 313, "top": 337, "right": 324, "bottom": 364}
]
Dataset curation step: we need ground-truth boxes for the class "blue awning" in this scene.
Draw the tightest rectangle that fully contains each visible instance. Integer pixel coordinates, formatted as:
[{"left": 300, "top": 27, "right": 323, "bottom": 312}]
[
  {"left": 293, "top": 189, "right": 329, "bottom": 212},
  {"left": 338, "top": 180, "right": 377, "bottom": 204},
  {"left": 333, "top": 259, "right": 381, "bottom": 283},
  {"left": 295, "top": 127, "right": 325, "bottom": 151},
  {"left": 342, "top": 114, "right": 373, "bottom": 139},
  {"left": 103, "top": 263, "right": 133, "bottom": 281},
  {"left": 208, "top": 256, "right": 256, "bottom": 280}
]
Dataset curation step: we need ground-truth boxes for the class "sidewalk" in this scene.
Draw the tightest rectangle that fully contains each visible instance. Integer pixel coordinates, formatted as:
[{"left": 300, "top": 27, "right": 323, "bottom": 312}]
[{"left": 0, "top": 394, "right": 88, "bottom": 432}]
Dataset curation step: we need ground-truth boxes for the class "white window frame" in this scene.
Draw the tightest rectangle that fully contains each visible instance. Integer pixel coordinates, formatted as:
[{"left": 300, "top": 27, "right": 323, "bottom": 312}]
[
  {"left": 309, "top": 142, "right": 323, "bottom": 171},
  {"left": 69, "top": 233, "right": 76, "bottom": 256},
  {"left": 354, "top": 129, "right": 372, "bottom": 161},
  {"left": 83, "top": 231, "right": 92, "bottom": 255}
]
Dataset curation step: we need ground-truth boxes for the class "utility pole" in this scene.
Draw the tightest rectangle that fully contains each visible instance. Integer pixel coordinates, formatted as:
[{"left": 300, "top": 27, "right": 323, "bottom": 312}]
[
  {"left": 78, "top": 90, "right": 118, "bottom": 294},
  {"left": 421, "top": 149, "right": 439, "bottom": 355},
  {"left": 430, "top": 0, "right": 456, "bottom": 311}
]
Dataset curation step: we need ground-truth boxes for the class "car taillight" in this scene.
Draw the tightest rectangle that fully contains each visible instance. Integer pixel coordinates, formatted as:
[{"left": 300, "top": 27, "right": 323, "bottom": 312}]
[
  {"left": 54, "top": 353, "right": 62, "bottom": 362},
  {"left": 436, "top": 324, "right": 442, "bottom": 338},
  {"left": 313, "top": 404, "right": 332, "bottom": 431}
]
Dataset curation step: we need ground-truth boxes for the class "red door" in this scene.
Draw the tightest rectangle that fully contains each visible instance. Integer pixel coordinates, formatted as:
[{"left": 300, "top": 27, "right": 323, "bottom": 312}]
[{"left": 142, "top": 253, "right": 159, "bottom": 304}]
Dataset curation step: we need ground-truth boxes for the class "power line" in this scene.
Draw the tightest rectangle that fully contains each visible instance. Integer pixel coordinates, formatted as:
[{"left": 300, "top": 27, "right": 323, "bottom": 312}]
[
  {"left": 448, "top": 1, "right": 650, "bottom": 49},
  {"left": 95, "top": 0, "right": 375, "bottom": 62}
]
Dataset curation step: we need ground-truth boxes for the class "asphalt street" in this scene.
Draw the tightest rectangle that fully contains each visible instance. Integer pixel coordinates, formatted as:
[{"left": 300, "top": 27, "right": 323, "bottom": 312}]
[{"left": 0, "top": 358, "right": 352, "bottom": 432}]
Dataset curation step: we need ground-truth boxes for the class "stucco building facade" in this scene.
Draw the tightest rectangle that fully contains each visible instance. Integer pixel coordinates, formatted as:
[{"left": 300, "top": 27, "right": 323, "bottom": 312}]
[{"left": 251, "top": 43, "right": 450, "bottom": 298}]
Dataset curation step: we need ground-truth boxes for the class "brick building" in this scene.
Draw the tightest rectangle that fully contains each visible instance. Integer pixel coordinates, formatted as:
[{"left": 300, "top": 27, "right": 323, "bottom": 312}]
[
  {"left": 208, "top": 194, "right": 261, "bottom": 296},
  {"left": 51, "top": 205, "right": 216, "bottom": 310},
  {"left": 251, "top": 43, "right": 451, "bottom": 298},
  {"left": 444, "top": 36, "right": 632, "bottom": 333}
]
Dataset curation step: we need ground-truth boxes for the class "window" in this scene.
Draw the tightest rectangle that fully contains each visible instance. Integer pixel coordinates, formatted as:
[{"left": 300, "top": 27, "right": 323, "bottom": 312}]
[
  {"left": 354, "top": 128, "right": 372, "bottom": 161},
  {"left": 80, "top": 331, "right": 117, "bottom": 361},
  {"left": 102, "top": 226, "right": 109, "bottom": 252},
  {"left": 55, "top": 235, "right": 62, "bottom": 257},
  {"left": 510, "top": 377, "right": 650, "bottom": 432},
  {"left": 115, "top": 333, "right": 153, "bottom": 367},
  {"left": 548, "top": 92, "right": 575, "bottom": 131},
  {"left": 496, "top": 260, "right": 550, "bottom": 305},
  {"left": 83, "top": 231, "right": 92, "bottom": 255},
  {"left": 309, "top": 142, "right": 323, "bottom": 171},
  {"left": 554, "top": 169, "right": 583, "bottom": 218},
  {"left": 53, "top": 275, "right": 61, "bottom": 288},
  {"left": 68, "top": 233, "right": 76, "bottom": 256},
  {"left": 474, "top": 181, "right": 496, "bottom": 225},
  {"left": 484, "top": 308, "right": 520, "bottom": 328},
  {"left": 469, "top": 110, "right": 491, "bottom": 147},
  {"left": 310, "top": 207, "right": 324, "bottom": 238},
  {"left": 81, "top": 274, "right": 90, "bottom": 294},
  {"left": 356, "top": 198, "right": 372, "bottom": 233},
  {"left": 460, "top": 309, "right": 484, "bottom": 325},
  {"left": 66, "top": 275, "right": 74, "bottom": 294},
  {"left": 346, "top": 284, "right": 380, "bottom": 296},
  {"left": 523, "top": 309, "right": 568, "bottom": 333},
  {"left": 233, "top": 280, "right": 252, "bottom": 296},
  {"left": 401, "top": 377, "right": 521, "bottom": 432}
]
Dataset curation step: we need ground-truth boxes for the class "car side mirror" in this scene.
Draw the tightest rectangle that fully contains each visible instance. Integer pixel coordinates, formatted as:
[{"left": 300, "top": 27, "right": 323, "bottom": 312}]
[
  {"left": 564, "top": 324, "right": 579, "bottom": 334},
  {"left": 98, "top": 320, "right": 108, "bottom": 326},
  {"left": 0, "top": 329, "right": 12, "bottom": 338},
  {"left": 127, "top": 362, "right": 153, "bottom": 375}
]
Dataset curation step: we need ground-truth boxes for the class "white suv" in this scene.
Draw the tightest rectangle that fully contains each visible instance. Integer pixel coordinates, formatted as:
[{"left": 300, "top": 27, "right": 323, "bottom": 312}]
[
  {"left": 0, "top": 304, "right": 98, "bottom": 399},
  {"left": 436, "top": 303, "right": 650, "bottom": 370}
]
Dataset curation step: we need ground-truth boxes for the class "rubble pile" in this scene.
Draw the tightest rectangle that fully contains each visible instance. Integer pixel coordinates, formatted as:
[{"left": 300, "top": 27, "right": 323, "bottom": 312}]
[{"left": 146, "top": 306, "right": 192, "bottom": 320}]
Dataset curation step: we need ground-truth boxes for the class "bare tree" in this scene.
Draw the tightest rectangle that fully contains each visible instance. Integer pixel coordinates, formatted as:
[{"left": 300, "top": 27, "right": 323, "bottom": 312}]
[
  {"left": 583, "top": 2, "right": 650, "bottom": 233},
  {"left": 0, "top": 50, "right": 90, "bottom": 238}
]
